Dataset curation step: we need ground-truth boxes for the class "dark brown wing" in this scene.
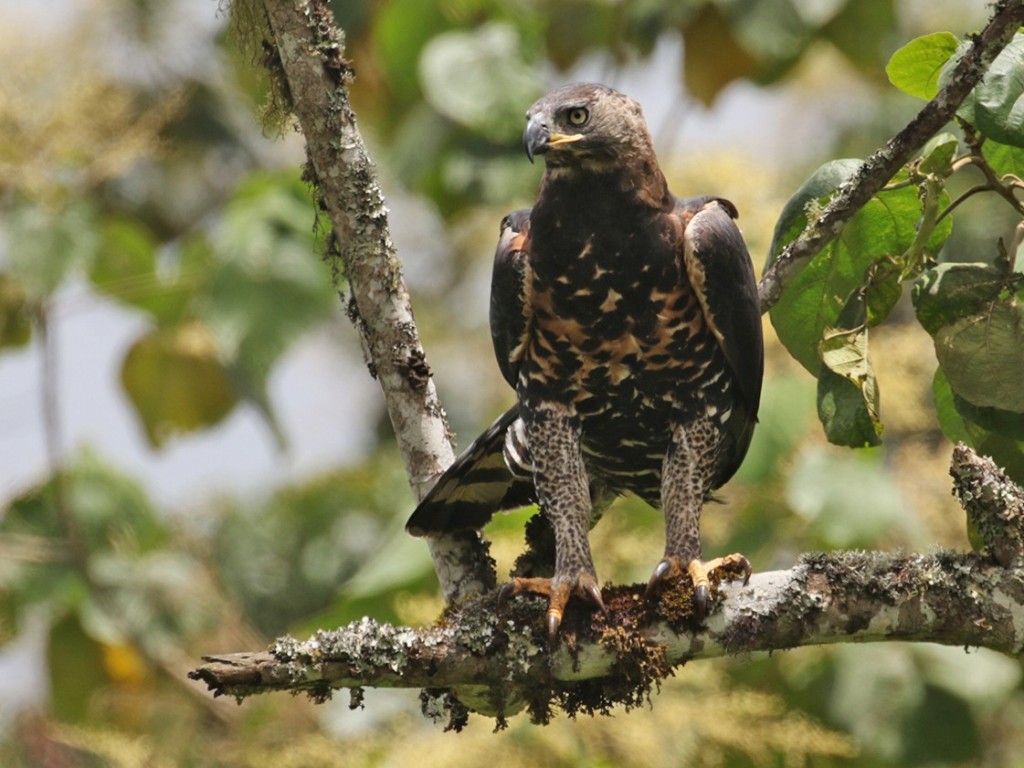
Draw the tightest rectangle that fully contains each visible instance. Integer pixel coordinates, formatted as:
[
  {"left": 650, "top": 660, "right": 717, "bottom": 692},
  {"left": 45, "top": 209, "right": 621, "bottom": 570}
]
[
  {"left": 406, "top": 211, "right": 537, "bottom": 537},
  {"left": 489, "top": 209, "right": 531, "bottom": 389},
  {"left": 676, "top": 196, "right": 764, "bottom": 486}
]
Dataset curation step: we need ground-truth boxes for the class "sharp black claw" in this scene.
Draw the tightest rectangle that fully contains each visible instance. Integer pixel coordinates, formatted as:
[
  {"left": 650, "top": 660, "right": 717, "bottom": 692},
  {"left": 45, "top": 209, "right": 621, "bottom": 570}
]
[
  {"left": 740, "top": 556, "right": 752, "bottom": 586},
  {"left": 497, "top": 582, "right": 516, "bottom": 610},
  {"left": 645, "top": 559, "right": 671, "bottom": 598},
  {"left": 693, "top": 584, "right": 709, "bottom": 622},
  {"left": 583, "top": 581, "right": 606, "bottom": 612},
  {"left": 545, "top": 611, "right": 562, "bottom": 644}
]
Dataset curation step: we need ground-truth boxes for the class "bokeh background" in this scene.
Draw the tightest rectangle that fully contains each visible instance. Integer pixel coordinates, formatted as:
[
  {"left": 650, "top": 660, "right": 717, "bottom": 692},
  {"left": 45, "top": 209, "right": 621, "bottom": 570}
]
[{"left": 1, "top": 0, "right": 1022, "bottom": 765}]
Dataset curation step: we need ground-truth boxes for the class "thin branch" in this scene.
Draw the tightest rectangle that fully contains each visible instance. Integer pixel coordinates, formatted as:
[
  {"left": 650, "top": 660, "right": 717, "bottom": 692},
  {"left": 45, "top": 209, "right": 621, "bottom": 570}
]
[
  {"left": 190, "top": 439, "right": 1024, "bottom": 719},
  {"left": 758, "top": 0, "right": 1024, "bottom": 313},
  {"left": 949, "top": 152, "right": 1024, "bottom": 217},
  {"left": 258, "top": 0, "right": 495, "bottom": 600},
  {"left": 937, "top": 182, "right": 992, "bottom": 222},
  {"left": 953, "top": 443, "right": 1024, "bottom": 568}
]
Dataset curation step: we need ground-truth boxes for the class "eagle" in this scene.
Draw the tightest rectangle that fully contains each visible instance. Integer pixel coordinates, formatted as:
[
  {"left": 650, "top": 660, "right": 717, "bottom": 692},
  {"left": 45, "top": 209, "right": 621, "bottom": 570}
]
[{"left": 407, "top": 83, "right": 764, "bottom": 638}]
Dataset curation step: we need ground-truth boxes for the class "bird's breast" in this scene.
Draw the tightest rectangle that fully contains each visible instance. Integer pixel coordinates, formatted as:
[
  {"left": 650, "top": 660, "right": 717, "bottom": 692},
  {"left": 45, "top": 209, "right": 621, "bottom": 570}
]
[{"left": 522, "top": 247, "right": 716, "bottom": 411}]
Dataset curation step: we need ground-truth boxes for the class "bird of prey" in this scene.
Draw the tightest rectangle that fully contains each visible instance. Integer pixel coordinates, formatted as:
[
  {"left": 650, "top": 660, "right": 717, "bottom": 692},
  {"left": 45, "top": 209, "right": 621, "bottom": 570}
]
[{"left": 407, "top": 83, "right": 763, "bottom": 638}]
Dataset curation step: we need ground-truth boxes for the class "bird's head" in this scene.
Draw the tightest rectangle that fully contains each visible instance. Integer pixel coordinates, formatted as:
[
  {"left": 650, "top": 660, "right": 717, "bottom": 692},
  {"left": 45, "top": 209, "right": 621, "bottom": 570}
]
[{"left": 522, "top": 83, "right": 654, "bottom": 169}]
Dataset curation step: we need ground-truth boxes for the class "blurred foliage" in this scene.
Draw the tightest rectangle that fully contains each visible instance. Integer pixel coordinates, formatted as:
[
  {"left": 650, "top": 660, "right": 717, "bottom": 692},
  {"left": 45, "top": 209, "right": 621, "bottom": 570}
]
[{"left": 1, "top": 0, "right": 1023, "bottom": 767}]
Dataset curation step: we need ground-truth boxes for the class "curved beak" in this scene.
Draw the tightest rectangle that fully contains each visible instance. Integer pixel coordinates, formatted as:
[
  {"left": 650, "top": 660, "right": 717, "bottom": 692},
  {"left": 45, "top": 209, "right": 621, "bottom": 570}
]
[
  {"left": 523, "top": 115, "right": 549, "bottom": 164},
  {"left": 523, "top": 114, "right": 585, "bottom": 163}
]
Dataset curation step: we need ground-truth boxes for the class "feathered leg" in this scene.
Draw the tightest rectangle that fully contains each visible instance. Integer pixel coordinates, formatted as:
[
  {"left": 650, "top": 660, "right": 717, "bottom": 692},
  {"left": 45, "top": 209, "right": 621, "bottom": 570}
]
[
  {"left": 647, "top": 416, "right": 750, "bottom": 618},
  {"left": 498, "top": 402, "right": 604, "bottom": 640}
]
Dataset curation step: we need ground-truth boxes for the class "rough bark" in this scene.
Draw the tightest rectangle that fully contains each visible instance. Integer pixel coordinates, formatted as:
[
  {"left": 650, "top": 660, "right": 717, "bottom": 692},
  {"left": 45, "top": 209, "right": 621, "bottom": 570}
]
[
  {"left": 190, "top": 547, "right": 1024, "bottom": 727},
  {"left": 757, "top": 0, "right": 1024, "bottom": 312},
  {"left": 953, "top": 444, "right": 1024, "bottom": 568},
  {"left": 259, "top": 0, "right": 494, "bottom": 601}
]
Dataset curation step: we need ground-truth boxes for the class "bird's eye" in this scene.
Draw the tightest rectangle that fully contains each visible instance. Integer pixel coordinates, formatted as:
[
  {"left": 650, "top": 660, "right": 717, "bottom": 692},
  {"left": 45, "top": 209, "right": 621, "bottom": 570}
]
[{"left": 567, "top": 107, "right": 589, "bottom": 127}]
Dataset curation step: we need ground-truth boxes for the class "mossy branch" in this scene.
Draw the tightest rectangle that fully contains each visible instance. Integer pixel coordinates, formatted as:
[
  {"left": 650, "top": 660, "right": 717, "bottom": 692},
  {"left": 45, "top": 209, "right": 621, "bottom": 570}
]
[
  {"left": 190, "top": 446, "right": 1024, "bottom": 726},
  {"left": 191, "top": 546, "right": 1024, "bottom": 729}
]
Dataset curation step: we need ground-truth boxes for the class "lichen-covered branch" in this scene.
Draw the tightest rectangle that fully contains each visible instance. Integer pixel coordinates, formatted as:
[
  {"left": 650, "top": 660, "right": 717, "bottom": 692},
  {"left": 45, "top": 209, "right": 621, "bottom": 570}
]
[
  {"left": 190, "top": 550, "right": 1024, "bottom": 727},
  {"left": 953, "top": 442, "right": 1024, "bottom": 568},
  {"left": 191, "top": 444, "right": 1024, "bottom": 725},
  {"left": 257, "top": 0, "right": 494, "bottom": 599},
  {"left": 758, "top": 0, "right": 1024, "bottom": 313}
]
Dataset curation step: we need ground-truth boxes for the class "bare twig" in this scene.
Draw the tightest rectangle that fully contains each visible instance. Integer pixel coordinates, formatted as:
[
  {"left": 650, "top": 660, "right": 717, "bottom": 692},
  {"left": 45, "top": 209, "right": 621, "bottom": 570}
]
[
  {"left": 758, "top": 0, "right": 1024, "bottom": 313},
  {"left": 941, "top": 153, "right": 1024, "bottom": 221}
]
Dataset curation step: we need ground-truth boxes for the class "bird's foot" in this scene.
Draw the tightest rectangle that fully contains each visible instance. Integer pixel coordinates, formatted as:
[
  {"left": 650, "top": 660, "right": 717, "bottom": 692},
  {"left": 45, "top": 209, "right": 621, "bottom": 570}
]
[
  {"left": 645, "top": 553, "right": 751, "bottom": 620},
  {"left": 498, "top": 572, "right": 606, "bottom": 643}
]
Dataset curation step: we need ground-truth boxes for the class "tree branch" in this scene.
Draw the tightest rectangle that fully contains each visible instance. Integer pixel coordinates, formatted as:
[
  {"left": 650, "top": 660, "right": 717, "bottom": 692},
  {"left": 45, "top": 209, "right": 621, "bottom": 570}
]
[
  {"left": 757, "top": 0, "right": 1024, "bottom": 312},
  {"left": 190, "top": 546, "right": 1024, "bottom": 725},
  {"left": 258, "top": 0, "right": 495, "bottom": 600},
  {"left": 190, "top": 443, "right": 1024, "bottom": 723}
]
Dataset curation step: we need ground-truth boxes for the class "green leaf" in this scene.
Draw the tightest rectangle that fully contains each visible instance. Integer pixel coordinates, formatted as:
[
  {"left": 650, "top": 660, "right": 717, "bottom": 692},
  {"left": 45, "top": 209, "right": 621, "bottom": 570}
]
[
  {"left": 418, "top": 23, "right": 541, "bottom": 142},
  {"left": 885, "top": 32, "right": 959, "bottom": 100},
  {"left": 90, "top": 218, "right": 157, "bottom": 299},
  {"left": 933, "top": 290, "right": 1024, "bottom": 412},
  {"left": 865, "top": 259, "right": 904, "bottom": 326},
  {"left": 918, "top": 132, "right": 959, "bottom": 176},
  {"left": 787, "top": 448, "right": 908, "bottom": 548},
  {"left": 816, "top": 288, "right": 882, "bottom": 447},
  {"left": 722, "top": 0, "right": 815, "bottom": 85},
  {"left": 822, "top": 0, "right": 897, "bottom": 73},
  {"left": 982, "top": 139, "right": 1024, "bottom": 178},
  {"left": 90, "top": 218, "right": 190, "bottom": 323},
  {"left": 546, "top": 2, "right": 617, "bottom": 71},
  {"left": 373, "top": 0, "right": 454, "bottom": 106},
  {"left": 0, "top": 450, "right": 169, "bottom": 640},
  {"left": 950, "top": 386, "right": 1024, "bottom": 441},
  {"left": 198, "top": 171, "right": 336, "bottom": 444},
  {"left": 6, "top": 202, "right": 100, "bottom": 298},
  {"left": 681, "top": 2, "right": 760, "bottom": 106},
  {"left": 2, "top": 449, "right": 165, "bottom": 552},
  {"left": 48, "top": 613, "right": 109, "bottom": 722},
  {"left": 817, "top": 368, "right": 882, "bottom": 448},
  {"left": 767, "top": 158, "right": 863, "bottom": 265},
  {"left": 769, "top": 164, "right": 945, "bottom": 372},
  {"left": 902, "top": 686, "right": 981, "bottom": 763},
  {"left": 932, "top": 368, "right": 972, "bottom": 445},
  {"left": 120, "top": 322, "right": 238, "bottom": 448},
  {"left": 911, "top": 262, "right": 1006, "bottom": 334},
  {"left": 945, "top": 33, "right": 1024, "bottom": 146},
  {"left": 971, "top": 33, "right": 1024, "bottom": 148},
  {"left": 933, "top": 369, "right": 1024, "bottom": 486}
]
